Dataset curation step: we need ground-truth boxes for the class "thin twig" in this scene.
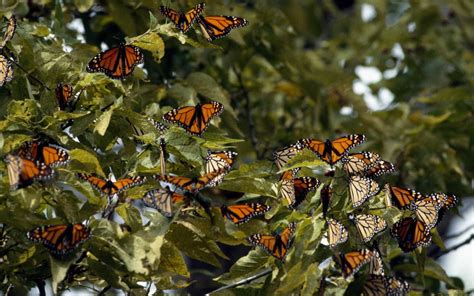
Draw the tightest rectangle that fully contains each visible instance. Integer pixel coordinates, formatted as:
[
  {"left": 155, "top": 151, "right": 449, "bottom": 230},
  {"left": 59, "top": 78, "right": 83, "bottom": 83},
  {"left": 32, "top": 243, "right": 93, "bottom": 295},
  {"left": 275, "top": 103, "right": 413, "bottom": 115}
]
[
  {"left": 433, "top": 234, "right": 474, "bottom": 259},
  {"left": 98, "top": 285, "right": 111, "bottom": 296},
  {"left": 206, "top": 268, "right": 272, "bottom": 295},
  {"left": 232, "top": 66, "right": 261, "bottom": 159},
  {"left": 444, "top": 224, "right": 474, "bottom": 240}
]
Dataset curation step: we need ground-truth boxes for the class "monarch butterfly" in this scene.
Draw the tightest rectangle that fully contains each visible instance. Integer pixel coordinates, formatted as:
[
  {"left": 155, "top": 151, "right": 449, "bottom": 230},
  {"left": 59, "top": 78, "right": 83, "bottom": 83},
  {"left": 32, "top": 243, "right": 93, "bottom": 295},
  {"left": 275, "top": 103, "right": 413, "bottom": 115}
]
[
  {"left": 5, "top": 154, "right": 54, "bottom": 189},
  {"left": 77, "top": 173, "right": 146, "bottom": 196},
  {"left": 321, "top": 184, "right": 332, "bottom": 218},
  {"left": 221, "top": 203, "right": 270, "bottom": 225},
  {"left": 273, "top": 142, "right": 305, "bottom": 170},
  {"left": 348, "top": 175, "right": 380, "bottom": 208},
  {"left": 247, "top": 222, "right": 297, "bottom": 261},
  {"left": 86, "top": 44, "right": 144, "bottom": 79},
  {"left": 338, "top": 249, "right": 373, "bottom": 278},
  {"left": 342, "top": 152, "right": 395, "bottom": 177},
  {"left": 280, "top": 170, "right": 320, "bottom": 209},
  {"left": 429, "top": 192, "right": 457, "bottom": 224},
  {"left": 368, "top": 245, "right": 385, "bottom": 276},
  {"left": 205, "top": 150, "right": 238, "bottom": 174},
  {"left": 142, "top": 188, "right": 186, "bottom": 217},
  {"left": 0, "top": 16, "right": 16, "bottom": 49},
  {"left": 55, "top": 83, "right": 83, "bottom": 112},
  {"left": 160, "top": 3, "right": 205, "bottom": 33},
  {"left": 197, "top": 15, "right": 249, "bottom": 42},
  {"left": 348, "top": 213, "right": 387, "bottom": 243},
  {"left": 156, "top": 170, "right": 228, "bottom": 193},
  {"left": 300, "top": 134, "right": 366, "bottom": 166},
  {"left": 16, "top": 141, "right": 70, "bottom": 168},
  {"left": 386, "top": 185, "right": 440, "bottom": 230},
  {"left": 0, "top": 54, "right": 13, "bottom": 87},
  {"left": 326, "top": 218, "right": 348, "bottom": 247},
  {"left": 163, "top": 101, "right": 224, "bottom": 136},
  {"left": 391, "top": 217, "right": 432, "bottom": 252},
  {"left": 363, "top": 275, "right": 410, "bottom": 296},
  {"left": 27, "top": 223, "right": 91, "bottom": 255}
]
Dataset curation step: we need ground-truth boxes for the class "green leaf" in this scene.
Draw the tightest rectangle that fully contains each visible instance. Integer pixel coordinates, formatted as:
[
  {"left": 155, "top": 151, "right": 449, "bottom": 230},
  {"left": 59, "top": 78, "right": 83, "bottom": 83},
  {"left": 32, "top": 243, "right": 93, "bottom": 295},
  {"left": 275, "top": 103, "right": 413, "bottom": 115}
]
[
  {"left": 74, "top": 0, "right": 94, "bottom": 13},
  {"left": 69, "top": 148, "right": 105, "bottom": 176},
  {"left": 215, "top": 249, "right": 270, "bottom": 284},
  {"left": 50, "top": 255, "right": 75, "bottom": 293},
  {"left": 93, "top": 109, "right": 113, "bottom": 136},
  {"left": 129, "top": 31, "right": 165, "bottom": 62}
]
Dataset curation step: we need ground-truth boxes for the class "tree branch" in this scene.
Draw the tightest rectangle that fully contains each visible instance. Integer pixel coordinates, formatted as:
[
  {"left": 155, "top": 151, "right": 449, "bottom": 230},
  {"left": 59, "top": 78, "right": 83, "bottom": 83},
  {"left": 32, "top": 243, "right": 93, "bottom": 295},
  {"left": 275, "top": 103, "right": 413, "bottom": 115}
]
[
  {"left": 35, "top": 280, "right": 46, "bottom": 296},
  {"left": 206, "top": 268, "right": 272, "bottom": 295},
  {"left": 444, "top": 224, "right": 474, "bottom": 240},
  {"left": 433, "top": 234, "right": 474, "bottom": 259}
]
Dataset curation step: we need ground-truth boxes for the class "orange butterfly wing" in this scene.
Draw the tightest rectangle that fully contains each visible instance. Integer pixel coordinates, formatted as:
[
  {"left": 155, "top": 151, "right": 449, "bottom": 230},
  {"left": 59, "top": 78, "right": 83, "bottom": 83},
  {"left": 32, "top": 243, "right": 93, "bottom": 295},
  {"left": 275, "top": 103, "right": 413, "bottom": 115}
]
[
  {"left": 391, "top": 217, "right": 431, "bottom": 252},
  {"left": 197, "top": 15, "right": 248, "bottom": 41},
  {"left": 160, "top": 3, "right": 205, "bottom": 33},
  {"left": 248, "top": 222, "right": 296, "bottom": 260},
  {"left": 339, "top": 249, "right": 373, "bottom": 278},
  {"left": 55, "top": 83, "right": 73, "bottom": 111},
  {"left": 27, "top": 223, "right": 91, "bottom": 255},
  {"left": 221, "top": 203, "right": 270, "bottom": 224}
]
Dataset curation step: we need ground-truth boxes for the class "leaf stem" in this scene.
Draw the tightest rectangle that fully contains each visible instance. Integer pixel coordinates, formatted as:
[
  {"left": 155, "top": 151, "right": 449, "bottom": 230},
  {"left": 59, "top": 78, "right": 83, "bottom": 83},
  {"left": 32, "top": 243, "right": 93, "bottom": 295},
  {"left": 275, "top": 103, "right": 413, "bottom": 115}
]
[{"left": 206, "top": 268, "right": 272, "bottom": 295}]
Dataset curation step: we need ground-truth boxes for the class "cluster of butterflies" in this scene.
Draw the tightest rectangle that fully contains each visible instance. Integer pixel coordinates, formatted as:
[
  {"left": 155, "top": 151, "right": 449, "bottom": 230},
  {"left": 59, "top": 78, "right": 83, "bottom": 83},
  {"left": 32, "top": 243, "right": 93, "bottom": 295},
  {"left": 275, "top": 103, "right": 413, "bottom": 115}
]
[
  {"left": 160, "top": 2, "right": 248, "bottom": 42},
  {"left": 0, "top": 16, "right": 16, "bottom": 87}
]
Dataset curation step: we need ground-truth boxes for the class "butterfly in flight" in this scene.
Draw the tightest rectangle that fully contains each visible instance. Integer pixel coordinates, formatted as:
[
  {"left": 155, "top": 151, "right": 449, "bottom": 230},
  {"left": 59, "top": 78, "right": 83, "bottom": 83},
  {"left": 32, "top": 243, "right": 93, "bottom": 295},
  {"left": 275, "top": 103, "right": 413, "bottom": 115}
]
[
  {"left": 221, "top": 203, "right": 270, "bottom": 225},
  {"left": 391, "top": 217, "right": 432, "bottom": 252},
  {"left": 86, "top": 43, "right": 144, "bottom": 79},
  {"left": 0, "top": 54, "right": 13, "bottom": 87},
  {"left": 5, "top": 154, "right": 54, "bottom": 190},
  {"left": 163, "top": 101, "right": 224, "bottom": 136},
  {"left": 27, "top": 223, "right": 91, "bottom": 255},
  {"left": 248, "top": 222, "right": 297, "bottom": 261},
  {"left": 0, "top": 15, "right": 16, "bottom": 49},
  {"left": 349, "top": 213, "right": 387, "bottom": 243},
  {"left": 142, "top": 188, "right": 186, "bottom": 217},
  {"left": 156, "top": 170, "right": 228, "bottom": 193},
  {"left": 386, "top": 185, "right": 441, "bottom": 230},
  {"left": 197, "top": 15, "right": 248, "bottom": 42},
  {"left": 348, "top": 175, "right": 380, "bottom": 208},
  {"left": 337, "top": 248, "right": 374, "bottom": 278},
  {"left": 342, "top": 152, "right": 395, "bottom": 177},
  {"left": 363, "top": 274, "right": 410, "bottom": 296},
  {"left": 326, "top": 218, "right": 348, "bottom": 247},
  {"left": 205, "top": 150, "right": 238, "bottom": 174},
  {"left": 273, "top": 142, "right": 305, "bottom": 171},
  {"left": 160, "top": 3, "right": 205, "bottom": 33},
  {"left": 77, "top": 173, "right": 146, "bottom": 196},
  {"left": 299, "top": 134, "right": 366, "bottom": 166},
  {"left": 16, "top": 140, "right": 70, "bottom": 168},
  {"left": 279, "top": 169, "right": 320, "bottom": 209}
]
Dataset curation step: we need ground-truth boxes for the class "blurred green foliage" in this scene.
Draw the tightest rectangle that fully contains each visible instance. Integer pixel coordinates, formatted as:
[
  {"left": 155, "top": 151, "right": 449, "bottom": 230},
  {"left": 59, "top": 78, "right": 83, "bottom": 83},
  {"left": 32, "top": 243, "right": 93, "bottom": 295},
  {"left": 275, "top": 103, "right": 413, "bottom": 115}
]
[{"left": 0, "top": 0, "right": 472, "bottom": 294}]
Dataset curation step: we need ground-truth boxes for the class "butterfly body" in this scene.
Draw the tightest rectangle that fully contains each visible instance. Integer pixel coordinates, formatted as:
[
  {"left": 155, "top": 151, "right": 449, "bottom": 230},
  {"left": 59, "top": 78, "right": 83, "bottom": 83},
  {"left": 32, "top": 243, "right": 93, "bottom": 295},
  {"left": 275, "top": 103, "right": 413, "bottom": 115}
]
[
  {"left": 163, "top": 101, "right": 223, "bottom": 136},
  {"left": 221, "top": 203, "right": 270, "bottom": 225},
  {"left": 160, "top": 3, "right": 205, "bottom": 33},
  {"left": 391, "top": 217, "right": 431, "bottom": 252},
  {"left": 87, "top": 44, "right": 144, "bottom": 79},
  {"left": 27, "top": 223, "right": 91, "bottom": 255}
]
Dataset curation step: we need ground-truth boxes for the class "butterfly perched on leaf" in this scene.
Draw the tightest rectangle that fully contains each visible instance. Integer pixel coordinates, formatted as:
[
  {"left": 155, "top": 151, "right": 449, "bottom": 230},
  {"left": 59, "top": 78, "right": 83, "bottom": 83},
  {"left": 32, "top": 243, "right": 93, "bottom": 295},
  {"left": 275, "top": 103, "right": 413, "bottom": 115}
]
[
  {"left": 27, "top": 223, "right": 91, "bottom": 255},
  {"left": 160, "top": 3, "right": 205, "bottom": 33},
  {"left": 386, "top": 185, "right": 440, "bottom": 230},
  {"left": 300, "top": 134, "right": 366, "bottom": 166},
  {"left": 142, "top": 188, "right": 186, "bottom": 217},
  {"left": 429, "top": 192, "right": 457, "bottom": 224},
  {"left": 279, "top": 169, "right": 320, "bottom": 209},
  {"left": 368, "top": 245, "right": 385, "bottom": 276},
  {"left": 349, "top": 213, "right": 387, "bottom": 243},
  {"left": 163, "top": 101, "right": 224, "bottom": 136},
  {"left": 197, "top": 15, "right": 249, "bottom": 42},
  {"left": 77, "top": 173, "right": 146, "bottom": 196},
  {"left": 342, "top": 152, "right": 395, "bottom": 177},
  {"left": 338, "top": 248, "right": 373, "bottom": 278},
  {"left": 86, "top": 43, "right": 144, "bottom": 79},
  {"left": 248, "top": 222, "right": 297, "bottom": 261},
  {"left": 273, "top": 142, "right": 305, "bottom": 171},
  {"left": 363, "top": 274, "right": 410, "bottom": 296},
  {"left": 221, "top": 203, "right": 270, "bottom": 225},
  {"left": 205, "top": 150, "right": 238, "bottom": 174},
  {"left": 391, "top": 217, "right": 432, "bottom": 252},
  {"left": 0, "top": 15, "right": 16, "bottom": 49},
  {"left": 0, "top": 54, "right": 13, "bottom": 87},
  {"left": 156, "top": 170, "right": 228, "bottom": 193},
  {"left": 326, "top": 218, "right": 348, "bottom": 247},
  {"left": 5, "top": 154, "right": 54, "bottom": 190},
  {"left": 348, "top": 175, "right": 380, "bottom": 208},
  {"left": 55, "top": 83, "right": 83, "bottom": 112},
  {"left": 16, "top": 140, "right": 70, "bottom": 168}
]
